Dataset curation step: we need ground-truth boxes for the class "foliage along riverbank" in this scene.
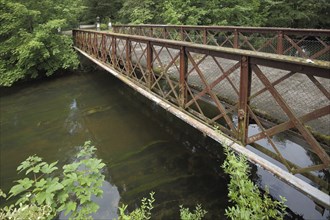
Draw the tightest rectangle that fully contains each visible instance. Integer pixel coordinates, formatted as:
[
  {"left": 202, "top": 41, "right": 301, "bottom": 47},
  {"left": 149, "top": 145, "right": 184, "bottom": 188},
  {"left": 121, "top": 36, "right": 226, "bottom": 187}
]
[
  {"left": 0, "top": 141, "right": 286, "bottom": 220},
  {"left": 1, "top": 0, "right": 328, "bottom": 87},
  {"left": 0, "top": 0, "right": 83, "bottom": 87}
]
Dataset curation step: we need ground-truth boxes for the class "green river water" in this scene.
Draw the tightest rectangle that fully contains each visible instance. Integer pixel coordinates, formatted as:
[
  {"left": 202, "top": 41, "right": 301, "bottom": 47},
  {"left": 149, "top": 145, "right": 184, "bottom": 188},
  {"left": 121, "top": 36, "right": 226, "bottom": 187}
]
[{"left": 0, "top": 69, "right": 328, "bottom": 219}]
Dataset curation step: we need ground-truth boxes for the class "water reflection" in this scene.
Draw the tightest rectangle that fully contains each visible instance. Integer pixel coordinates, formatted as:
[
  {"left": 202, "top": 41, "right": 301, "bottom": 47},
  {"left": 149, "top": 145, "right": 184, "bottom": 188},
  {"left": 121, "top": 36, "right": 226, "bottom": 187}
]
[
  {"left": 59, "top": 180, "right": 120, "bottom": 220},
  {"left": 64, "top": 99, "right": 83, "bottom": 135},
  {"left": 91, "top": 181, "right": 120, "bottom": 220}
]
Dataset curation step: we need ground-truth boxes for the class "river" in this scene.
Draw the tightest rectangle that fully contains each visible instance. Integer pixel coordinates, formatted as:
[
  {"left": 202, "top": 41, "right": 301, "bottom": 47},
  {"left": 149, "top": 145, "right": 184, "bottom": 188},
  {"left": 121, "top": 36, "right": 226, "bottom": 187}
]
[{"left": 0, "top": 69, "right": 328, "bottom": 219}]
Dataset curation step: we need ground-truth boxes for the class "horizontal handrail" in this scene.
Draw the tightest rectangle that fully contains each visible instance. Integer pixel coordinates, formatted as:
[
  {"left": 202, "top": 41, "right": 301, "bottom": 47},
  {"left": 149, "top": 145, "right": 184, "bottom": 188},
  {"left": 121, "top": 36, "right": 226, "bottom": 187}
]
[
  {"left": 113, "top": 24, "right": 330, "bottom": 35},
  {"left": 74, "top": 29, "right": 330, "bottom": 75},
  {"left": 112, "top": 24, "right": 330, "bottom": 61}
]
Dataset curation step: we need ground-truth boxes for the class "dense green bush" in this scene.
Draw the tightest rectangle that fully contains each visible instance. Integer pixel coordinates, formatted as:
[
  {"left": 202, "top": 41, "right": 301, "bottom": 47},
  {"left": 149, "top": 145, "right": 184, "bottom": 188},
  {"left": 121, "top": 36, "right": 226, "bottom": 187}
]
[
  {"left": 0, "top": 141, "right": 105, "bottom": 220},
  {"left": 222, "top": 146, "right": 287, "bottom": 220},
  {"left": 0, "top": 0, "right": 83, "bottom": 86}
]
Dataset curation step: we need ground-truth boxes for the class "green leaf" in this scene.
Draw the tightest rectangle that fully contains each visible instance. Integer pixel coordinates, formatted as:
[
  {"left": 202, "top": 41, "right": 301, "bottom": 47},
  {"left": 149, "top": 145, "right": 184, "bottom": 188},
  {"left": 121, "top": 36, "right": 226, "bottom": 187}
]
[
  {"left": 35, "top": 191, "right": 48, "bottom": 205},
  {"left": 35, "top": 178, "right": 47, "bottom": 188},
  {"left": 41, "top": 161, "right": 58, "bottom": 174},
  {"left": 64, "top": 201, "right": 77, "bottom": 215},
  {"left": 46, "top": 181, "right": 63, "bottom": 193},
  {"left": 63, "top": 163, "right": 80, "bottom": 173},
  {"left": 8, "top": 178, "right": 33, "bottom": 197},
  {"left": 57, "top": 191, "right": 69, "bottom": 204}
]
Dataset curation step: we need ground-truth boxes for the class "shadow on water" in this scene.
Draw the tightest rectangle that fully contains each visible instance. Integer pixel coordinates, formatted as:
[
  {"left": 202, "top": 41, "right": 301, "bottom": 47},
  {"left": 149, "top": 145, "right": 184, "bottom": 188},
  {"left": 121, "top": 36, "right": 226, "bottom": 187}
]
[{"left": 0, "top": 68, "right": 329, "bottom": 219}]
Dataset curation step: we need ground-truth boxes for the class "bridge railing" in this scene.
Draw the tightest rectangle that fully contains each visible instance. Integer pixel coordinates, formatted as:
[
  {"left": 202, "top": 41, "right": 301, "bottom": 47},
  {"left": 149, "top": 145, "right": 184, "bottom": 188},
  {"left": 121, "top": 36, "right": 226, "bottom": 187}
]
[
  {"left": 112, "top": 25, "right": 330, "bottom": 61},
  {"left": 73, "top": 29, "right": 330, "bottom": 192}
]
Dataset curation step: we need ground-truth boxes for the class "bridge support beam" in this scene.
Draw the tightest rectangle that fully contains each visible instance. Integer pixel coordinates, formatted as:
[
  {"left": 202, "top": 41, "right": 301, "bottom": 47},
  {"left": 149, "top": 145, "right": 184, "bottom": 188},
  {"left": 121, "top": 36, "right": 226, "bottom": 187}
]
[
  {"left": 238, "top": 56, "right": 252, "bottom": 145},
  {"left": 147, "top": 42, "right": 153, "bottom": 89},
  {"left": 111, "top": 36, "right": 116, "bottom": 66},
  {"left": 179, "top": 46, "right": 188, "bottom": 108},
  {"left": 126, "top": 39, "right": 132, "bottom": 75}
]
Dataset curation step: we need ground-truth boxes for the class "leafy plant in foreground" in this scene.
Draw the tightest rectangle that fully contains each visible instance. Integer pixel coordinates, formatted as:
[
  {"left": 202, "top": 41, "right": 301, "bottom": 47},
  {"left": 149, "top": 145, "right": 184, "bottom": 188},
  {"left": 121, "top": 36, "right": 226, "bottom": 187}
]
[
  {"left": 222, "top": 146, "right": 287, "bottom": 220},
  {"left": 0, "top": 141, "right": 105, "bottom": 220},
  {"left": 179, "top": 204, "right": 207, "bottom": 220},
  {"left": 119, "top": 191, "right": 155, "bottom": 220}
]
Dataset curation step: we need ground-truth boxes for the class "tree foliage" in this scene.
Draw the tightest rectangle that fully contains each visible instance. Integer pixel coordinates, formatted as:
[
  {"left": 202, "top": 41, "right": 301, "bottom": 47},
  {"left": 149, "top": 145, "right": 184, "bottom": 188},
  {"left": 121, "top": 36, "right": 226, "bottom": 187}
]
[
  {"left": 83, "top": 0, "right": 329, "bottom": 28},
  {"left": 0, "top": 0, "right": 83, "bottom": 86},
  {"left": 263, "top": 0, "right": 330, "bottom": 28}
]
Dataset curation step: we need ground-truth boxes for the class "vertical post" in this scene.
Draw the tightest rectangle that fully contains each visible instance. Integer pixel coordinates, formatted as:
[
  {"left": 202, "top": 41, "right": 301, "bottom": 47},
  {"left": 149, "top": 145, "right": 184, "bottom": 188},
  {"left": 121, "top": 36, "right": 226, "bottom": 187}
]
[
  {"left": 180, "top": 27, "right": 184, "bottom": 41},
  {"left": 87, "top": 32, "right": 92, "bottom": 53},
  {"left": 203, "top": 28, "right": 207, "bottom": 44},
  {"left": 147, "top": 41, "right": 153, "bottom": 89},
  {"left": 111, "top": 36, "right": 117, "bottom": 67},
  {"left": 238, "top": 56, "right": 251, "bottom": 145},
  {"left": 72, "top": 30, "right": 76, "bottom": 46},
  {"left": 126, "top": 39, "right": 132, "bottom": 76},
  {"left": 101, "top": 34, "right": 106, "bottom": 62},
  {"left": 93, "top": 33, "right": 98, "bottom": 56},
  {"left": 96, "top": 16, "right": 100, "bottom": 31},
  {"left": 234, "top": 29, "right": 239, "bottom": 49},
  {"left": 81, "top": 31, "right": 84, "bottom": 48},
  {"left": 164, "top": 27, "right": 168, "bottom": 39},
  {"left": 277, "top": 31, "right": 284, "bottom": 55},
  {"left": 150, "top": 27, "right": 153, "bottom": 38},
  {"left": 179, "top": 46, "right": 188, "bottom": 108},
  {"left": 139, "top": 26, "right": 142, "bottom": 36},
  {"left": 83, "top": 32, "right": 87, "bottom": 51}
]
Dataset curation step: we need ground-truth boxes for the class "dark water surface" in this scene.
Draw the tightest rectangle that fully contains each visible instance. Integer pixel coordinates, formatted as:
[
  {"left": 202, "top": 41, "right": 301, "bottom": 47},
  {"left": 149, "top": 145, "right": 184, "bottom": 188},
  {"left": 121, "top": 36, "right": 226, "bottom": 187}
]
[{"left": 0, "top": 71, "right": 328, "bottom": 219}]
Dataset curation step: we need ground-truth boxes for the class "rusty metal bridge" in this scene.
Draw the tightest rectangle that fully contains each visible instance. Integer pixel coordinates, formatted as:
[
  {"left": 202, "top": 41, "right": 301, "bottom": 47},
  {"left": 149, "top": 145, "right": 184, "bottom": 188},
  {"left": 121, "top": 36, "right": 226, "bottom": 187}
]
[{"left": 72, "top": 25, "right": 330, "bottom": 209}]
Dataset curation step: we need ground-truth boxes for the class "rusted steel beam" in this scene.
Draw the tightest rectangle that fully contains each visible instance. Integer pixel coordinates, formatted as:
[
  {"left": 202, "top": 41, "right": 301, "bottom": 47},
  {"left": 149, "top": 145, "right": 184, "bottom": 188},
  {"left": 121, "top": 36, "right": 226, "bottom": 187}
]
[
  {"left": 277, "top": 31, "right": 284, "bottom": 55},
  {"left": 252, "top": 64, "right": 330, "bottom": 166},
  {"left": 180, "top": 27, "right": 184, "bottom": 41},
  {"left": 311, "top": 45, "right": 330, "bottom": 60},
  {"left": 111, "top": 36, "right": 116, "bottom": 66},
  {"left": 101, "top": 33, "right": 107, "bottom": 62},
  {"left": 307, "top": 75, "right": 330, "bottom": 100},
  {"left": 247, "top": 105, "right": 330, "bottom": 144},
  {"left": 179, "top": 46, "right": 188, "bottom": 108},
  {"left": 150, "top": 27, "right": 153, "bottom": 38},
  {"left": 248, "top": 105, "right": 293, "bottom": 171},
  {"left": 185, "top": 62, "right": 241, "bottom": 108},
  {"left": 291, "top": 164, "right": 329, "bottom": 175},
  {"left": 203, "top": 28, "right": 207, "bottom": 45},
  {"left": 249, "top": 57, "right": 329, "bottom": 78},
  {"left": 250, "top": 142, "right": 330, "bottom": 191},
  {"left": 238, "top": 56, "right": 251, "bottom": 145},
  {"left": 186, "top": 52, "right": 237, "bottom": 133},
  {"left": 147, "top": 42, "right": 154, "bottom": 90},
  {"left": 126, "top": 39, "right": 132, "bottom": 76},
  {"left": 249, "top": 71, "right": 295, "bottom": 101}
]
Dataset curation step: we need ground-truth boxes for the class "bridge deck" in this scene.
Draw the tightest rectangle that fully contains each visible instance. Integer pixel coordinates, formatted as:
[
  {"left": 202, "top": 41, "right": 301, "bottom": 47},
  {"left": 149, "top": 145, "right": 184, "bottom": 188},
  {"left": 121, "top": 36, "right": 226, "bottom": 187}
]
[{"left": 72, "top": 29, "right": 330, "bottom": 209}]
